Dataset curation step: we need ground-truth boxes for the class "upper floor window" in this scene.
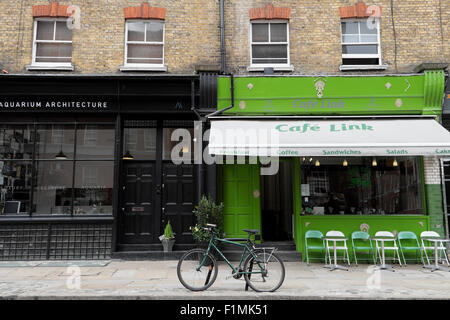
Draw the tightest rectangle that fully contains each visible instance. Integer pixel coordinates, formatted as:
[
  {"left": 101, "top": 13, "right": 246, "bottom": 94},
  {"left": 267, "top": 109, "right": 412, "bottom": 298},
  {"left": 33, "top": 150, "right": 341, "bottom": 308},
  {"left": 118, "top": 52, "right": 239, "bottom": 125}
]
[
  {"left": 124, "top": 20, "right": 164, "bottom": 66},
  {"left": 341, "top": 19, "right": 381, "bottom": 66},
  {"left": 32, "top": 19, "right": 72, "bottom": 67},
  {"left": 250, "top": 21, "right": 289, "bottom": 67}
]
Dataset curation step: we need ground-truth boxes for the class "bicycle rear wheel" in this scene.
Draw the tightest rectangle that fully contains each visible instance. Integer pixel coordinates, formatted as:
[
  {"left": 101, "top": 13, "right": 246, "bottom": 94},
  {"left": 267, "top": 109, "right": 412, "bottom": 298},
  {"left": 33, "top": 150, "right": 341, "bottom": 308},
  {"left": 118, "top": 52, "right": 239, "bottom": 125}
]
[
  {"left": 177, "top": 248, "right": 218, "bottom": 291},
  {"left": 243, "top": 250, "right": 285, "bottom": 292}
]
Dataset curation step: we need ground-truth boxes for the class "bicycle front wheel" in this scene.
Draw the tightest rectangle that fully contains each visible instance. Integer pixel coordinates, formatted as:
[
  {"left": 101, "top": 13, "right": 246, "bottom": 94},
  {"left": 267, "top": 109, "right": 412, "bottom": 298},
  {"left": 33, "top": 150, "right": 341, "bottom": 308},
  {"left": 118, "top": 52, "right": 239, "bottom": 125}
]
[
  {"left": 177, "top": 248, "right": 218, "bottom": 291},
  {"left": 243, "top": 250, "right": 285, "bottom": 292}
]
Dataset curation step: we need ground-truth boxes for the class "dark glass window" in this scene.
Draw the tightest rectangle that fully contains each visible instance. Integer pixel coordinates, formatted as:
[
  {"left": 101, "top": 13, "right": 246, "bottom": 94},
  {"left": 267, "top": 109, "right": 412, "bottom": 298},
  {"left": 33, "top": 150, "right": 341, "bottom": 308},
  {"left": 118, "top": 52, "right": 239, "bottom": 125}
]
[
  {"left": 0, "top": 160, "right": 32, "bottom": 215},
  {"left": 0, "top": 120, "right": 115, "bottom": 217},
  {"left": 163, "top": 127, "right": 194, "bottom": 161},
  {"left": 123, "top": 127, "right": 156, "bottom": 160},
  {"left": 301, "top": 157, "right": 423, "bottom": 215}
]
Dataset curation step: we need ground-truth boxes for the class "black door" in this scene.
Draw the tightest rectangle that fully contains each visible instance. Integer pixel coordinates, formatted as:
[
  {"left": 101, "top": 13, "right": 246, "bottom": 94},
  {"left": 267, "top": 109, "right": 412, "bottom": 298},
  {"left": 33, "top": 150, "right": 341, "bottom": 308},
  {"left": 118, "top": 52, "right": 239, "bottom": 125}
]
[
  {"left": 121, "top": 162, "right": 159, "bottom": 244},
  {"left": 119, "top": 121, "right": 195, "bottom": 246}
]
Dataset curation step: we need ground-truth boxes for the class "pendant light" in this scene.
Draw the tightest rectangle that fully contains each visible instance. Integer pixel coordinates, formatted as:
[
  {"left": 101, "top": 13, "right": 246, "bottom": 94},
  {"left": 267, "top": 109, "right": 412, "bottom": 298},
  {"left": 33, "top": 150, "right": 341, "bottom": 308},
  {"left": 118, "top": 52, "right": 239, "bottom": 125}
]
[
  {"left": 122, "top": 150, "right": 134, "bottom": 160},
  {"left": 343, "top": 159, "right": 348, "bottom": 166},
  {"left": 393, "top": 158, "right": 398, "bottom": 167},
  {"left": 54, "top": 149, "right": 67, "bottom": 160},
  {"left": 372, "top": 158, "right": 377, "bottom": 166},
  {"left": 315, "top": 159, "right": 320, "bottom": 167},
  {"left": 54, "top": 142, "right": 67, "bottom": 160}
]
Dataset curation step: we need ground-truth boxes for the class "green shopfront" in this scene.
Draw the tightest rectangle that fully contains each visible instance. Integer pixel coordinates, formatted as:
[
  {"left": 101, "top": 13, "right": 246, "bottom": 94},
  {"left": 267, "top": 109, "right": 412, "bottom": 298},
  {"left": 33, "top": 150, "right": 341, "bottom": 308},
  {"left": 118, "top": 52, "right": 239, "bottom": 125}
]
[{"left": 211, "top": 71, "right": 449, "bottom": 260}]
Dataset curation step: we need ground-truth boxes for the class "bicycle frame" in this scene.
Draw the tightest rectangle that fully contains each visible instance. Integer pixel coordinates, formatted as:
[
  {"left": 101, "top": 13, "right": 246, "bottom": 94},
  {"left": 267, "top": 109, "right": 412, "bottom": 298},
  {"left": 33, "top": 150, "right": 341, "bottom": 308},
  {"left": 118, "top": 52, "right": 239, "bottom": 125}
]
[{"left": 197, "top": 235, "right": 269, "bottom": 276}]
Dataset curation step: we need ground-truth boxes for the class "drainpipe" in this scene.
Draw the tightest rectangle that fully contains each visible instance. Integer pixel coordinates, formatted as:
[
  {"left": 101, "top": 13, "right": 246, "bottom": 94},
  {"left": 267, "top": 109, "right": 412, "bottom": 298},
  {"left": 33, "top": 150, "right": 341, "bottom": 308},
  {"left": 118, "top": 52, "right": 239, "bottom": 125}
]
[{"left": 220, "top": 0, "right": 226, "bottom": 74}]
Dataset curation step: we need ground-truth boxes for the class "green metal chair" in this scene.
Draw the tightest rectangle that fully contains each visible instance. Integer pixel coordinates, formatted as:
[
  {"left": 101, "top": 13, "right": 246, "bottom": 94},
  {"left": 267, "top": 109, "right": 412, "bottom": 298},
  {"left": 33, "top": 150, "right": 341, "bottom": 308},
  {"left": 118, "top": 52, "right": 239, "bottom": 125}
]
[
  {"left": 305, "top": 230, "right": 326, "bottom": 265},
  {"left": 397, "top": 231, "right": 423, "bottom": 265},
  {"left": 351, "top": 231, "right": 375, "bottom": 265}
]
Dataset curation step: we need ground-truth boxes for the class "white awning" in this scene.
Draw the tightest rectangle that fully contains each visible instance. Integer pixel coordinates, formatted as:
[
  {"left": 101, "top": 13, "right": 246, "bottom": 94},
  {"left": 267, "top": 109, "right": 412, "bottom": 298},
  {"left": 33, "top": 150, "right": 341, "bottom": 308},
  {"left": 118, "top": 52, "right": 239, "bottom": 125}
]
[{"left": 208, "top": 118, "right": 450, "bottom": 157}]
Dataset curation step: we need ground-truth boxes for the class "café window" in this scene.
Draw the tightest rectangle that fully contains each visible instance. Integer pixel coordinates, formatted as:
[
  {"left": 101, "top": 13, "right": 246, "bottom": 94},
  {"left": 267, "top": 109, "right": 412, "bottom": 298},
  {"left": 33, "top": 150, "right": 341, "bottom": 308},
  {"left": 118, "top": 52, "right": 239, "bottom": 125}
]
[
  {"left": 32, "top": 19, "right": 73, "bottom": 67},
  {"left": 250, "top": 21, "right": 289, "bottom": 67},
  {"left": 300, "top": 157, "right": 423, "bottom": 215},
  {"left": 0, "top": 119, "right": 115, "bottom": 217},
  {"left": 340, "top": 19, "right": 381, "bottom": 66},
  {"left": 124, "top": 20, "right": 165, "bottom": 66}
]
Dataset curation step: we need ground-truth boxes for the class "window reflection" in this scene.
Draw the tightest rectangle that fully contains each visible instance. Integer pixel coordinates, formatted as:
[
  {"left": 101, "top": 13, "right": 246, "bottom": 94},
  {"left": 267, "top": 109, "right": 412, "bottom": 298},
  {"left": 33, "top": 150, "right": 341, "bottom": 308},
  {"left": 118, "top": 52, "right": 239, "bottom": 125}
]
[
  {"left": 301, "top": 157, "right": 423, "bottom": 215},
  {"left": 76, "top": 124, "right": 115, "bottom": 159},
  {"left": 74, "top": 161, "right": 113, "bottom": 215},
  {"left": 36, "top": 124, "right": 75, "bottom": 159},
  {"left": 33, "top": 161, "right": 73, "bottom": 215},
  {"left": 162, "top": 127, "right": 194, "bottom": 161},
  {"left": 123, "top": 128, "right": 156, "bottom": 160},
  {"left": 0, "top": 160, "right": 32, "bottom": 215},
  {"left": 0, "top": 125, "right": 34, "bottom": 160}
]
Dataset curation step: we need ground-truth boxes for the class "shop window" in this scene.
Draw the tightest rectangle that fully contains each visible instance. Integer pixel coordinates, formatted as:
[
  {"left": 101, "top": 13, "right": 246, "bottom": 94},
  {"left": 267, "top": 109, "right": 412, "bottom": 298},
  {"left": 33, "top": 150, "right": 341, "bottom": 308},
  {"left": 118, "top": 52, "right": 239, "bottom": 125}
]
[
  {"left": 300, "top": 157, "right": 423, "bottom": 215},
  {"left": 340, "top": 19, "right": 383, "bottom": 67},
  {"left": 77, "top": 124, "right": 114, "bottom": 160},
  {"left": 74, "top": 162, "right": 113, "bottom": 215},
  {"left": 0, "top": 160, "right": 33, "bottom": 215},
  {"left": 124, "top": 20, "right": 164, "bottom": 67},
  {"left": 32, "top": 19, "right": 73, "bottom": 68},
  {"left": 250, "top": 21, "right": 290, "bottom": 68},
  {"left": 0, "top": 121, "right": 115, "bottom": 216}
]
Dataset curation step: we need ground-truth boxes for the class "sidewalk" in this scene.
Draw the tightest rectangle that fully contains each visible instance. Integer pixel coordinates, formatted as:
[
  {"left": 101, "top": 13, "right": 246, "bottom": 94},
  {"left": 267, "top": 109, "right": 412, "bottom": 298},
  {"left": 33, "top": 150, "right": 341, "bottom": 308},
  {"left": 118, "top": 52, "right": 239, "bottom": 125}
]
[{"left": 0, "top": 259, "right": 449, "bottom": 299}]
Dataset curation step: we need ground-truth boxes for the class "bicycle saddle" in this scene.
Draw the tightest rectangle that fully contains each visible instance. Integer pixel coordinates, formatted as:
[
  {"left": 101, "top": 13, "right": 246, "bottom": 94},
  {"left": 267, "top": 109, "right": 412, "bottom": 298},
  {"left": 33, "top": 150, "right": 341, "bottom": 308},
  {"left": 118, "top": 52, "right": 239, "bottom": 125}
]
[{"left": 243, "top": 229, "right": 260, "bottom": 235}]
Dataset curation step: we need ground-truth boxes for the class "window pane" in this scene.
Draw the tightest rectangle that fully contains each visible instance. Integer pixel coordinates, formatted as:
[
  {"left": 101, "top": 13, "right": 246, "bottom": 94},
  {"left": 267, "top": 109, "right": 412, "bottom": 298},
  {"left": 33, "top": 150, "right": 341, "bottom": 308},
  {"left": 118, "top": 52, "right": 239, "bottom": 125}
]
[
  {"left": 36, "top": 21, "right": 54, "bottom": 40},
  {"left": 252, "top": 44, "right": 287, "bottom": 59},
  {"left": 33, "top": 161, "right": 73, "bottom": 215},
  {"left": 127, "top": 21, "right": 145, "bottom": 41},
  {"left": 360, "top": 34, "right": 378, "bottom": 43},
  {"left": 300, "top": 157, "right": 423, "bottom": 215},
  {"left": 55, "top": 21, "right": 72, "bottom": 41},
  {"left": 270, "top": 23, "right": 287, "bottom": 42},
  {"left": 76, "top": 124, "right": 115, "bottom": 160},
  {"left": 252, "top": 23, "right": 269, "bottom": 42},
  {"left": 123, "top": 128, "right": 156, "bottom": 160},
  {"left": 342, "top": 44, "right": 378, "bottom": 54},
  {"left": 163, "top": 128, "right": 194, "bottom": 161},
  {"left": 127, "top": 44, "right": 163, "bottom": 59},
  {"left": 342, "top": 34, "right": 359, "bottom": 43},
  {"left": 0, "top": 124, "right": 34, "bottom": 160},
  {"left": 36, "top": 43, "right": 72, "bottom": 61},
  {"left": 146, "top": 21, "right": 164, "bottom": 42},
  {"left": 74, "top": 161, "right": 113, "bottom": 215},
  {"left": 0, "top": 160, "right": 32, "bottom": 215},
  {"left": 36, "top": 124, "right": 75, "bottom": 159},
  {"left": 360, "top": 21, "right": 378, "bottom": 34},
  {"left": 127, "top": 58, "right": 163, "bottom": 64},
  {"left": 341, "top": 22, "right": 358, "bottom": 34}
]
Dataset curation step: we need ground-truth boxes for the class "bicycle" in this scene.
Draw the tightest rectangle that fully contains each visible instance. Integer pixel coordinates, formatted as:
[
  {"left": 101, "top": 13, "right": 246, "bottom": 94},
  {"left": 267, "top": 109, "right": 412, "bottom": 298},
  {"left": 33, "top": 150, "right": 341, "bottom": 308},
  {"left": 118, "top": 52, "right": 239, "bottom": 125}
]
[{"left": 177, "top": 223, "right": 285, "bottom": 292}]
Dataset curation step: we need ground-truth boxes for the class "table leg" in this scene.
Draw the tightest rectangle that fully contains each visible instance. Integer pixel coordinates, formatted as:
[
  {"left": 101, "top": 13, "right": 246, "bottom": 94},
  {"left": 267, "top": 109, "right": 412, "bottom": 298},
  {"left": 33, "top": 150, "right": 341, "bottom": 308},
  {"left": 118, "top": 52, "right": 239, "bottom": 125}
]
[
  {"left": 328, "top": 240, "right": 348, "bottom": 271},
  {"left": 375, "top": 240, "right": 394, "bottom": 272}
]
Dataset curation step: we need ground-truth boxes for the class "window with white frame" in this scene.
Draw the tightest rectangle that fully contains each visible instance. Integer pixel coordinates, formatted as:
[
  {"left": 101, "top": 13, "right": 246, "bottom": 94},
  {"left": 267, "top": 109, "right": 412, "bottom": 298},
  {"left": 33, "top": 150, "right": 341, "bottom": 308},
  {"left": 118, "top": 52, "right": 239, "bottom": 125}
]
[
  {"left": 341, "top": 19, "right": 381, "bottom": 66},
  {"left": 250, "top": 21, "right": 289, "bottom": 66},
  {"left": 32, "top": 19, "right": 72, "bottom": 66},
  {"left": 125, "top": 20, "right": 164, "bottom": 66}
]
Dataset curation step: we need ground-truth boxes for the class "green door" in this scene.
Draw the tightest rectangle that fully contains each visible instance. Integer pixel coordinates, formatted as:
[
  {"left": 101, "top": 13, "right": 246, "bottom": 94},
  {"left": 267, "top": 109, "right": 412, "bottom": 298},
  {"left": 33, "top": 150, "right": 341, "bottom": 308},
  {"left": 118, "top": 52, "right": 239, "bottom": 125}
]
[{"left": 219, "top": 163, "right": 261, "bottom": 240}]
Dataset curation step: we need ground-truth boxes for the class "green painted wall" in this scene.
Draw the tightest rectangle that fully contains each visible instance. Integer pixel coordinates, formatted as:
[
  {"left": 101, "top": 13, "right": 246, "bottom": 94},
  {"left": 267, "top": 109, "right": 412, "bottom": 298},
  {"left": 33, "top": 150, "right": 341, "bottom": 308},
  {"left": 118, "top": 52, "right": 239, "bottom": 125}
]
[
  {"left": 299, "top": 215, "right": 430, "bottom": 262},
  {"left": 425, "top": 184, "right": 445, "bottom": 236},
  {"left": 218, "top": 163, "right": 261, "bottom": 240},
  {"left": 218, "top": 73, "right": 444, "bottom": 116}
]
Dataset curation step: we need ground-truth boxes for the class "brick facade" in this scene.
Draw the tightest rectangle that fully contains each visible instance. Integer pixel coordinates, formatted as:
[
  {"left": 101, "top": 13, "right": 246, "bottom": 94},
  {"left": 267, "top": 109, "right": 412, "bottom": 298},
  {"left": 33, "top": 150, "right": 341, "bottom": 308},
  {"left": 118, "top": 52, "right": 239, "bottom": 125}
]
[
  {"left": 224, "top": 0, "right": 449, "bottom": 75},
  {"left": 0, "top": 0, "right": 221, "bottom": 74}
]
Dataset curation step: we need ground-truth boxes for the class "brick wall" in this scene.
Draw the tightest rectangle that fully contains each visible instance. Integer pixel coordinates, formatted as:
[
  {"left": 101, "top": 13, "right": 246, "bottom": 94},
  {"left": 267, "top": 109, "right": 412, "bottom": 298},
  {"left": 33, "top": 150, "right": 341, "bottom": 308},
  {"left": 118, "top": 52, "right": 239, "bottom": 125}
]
[
  {"left": 224, "top": 0, "right": 449, "bottom": 75},
  {"left": 0, "top": 0, "right": 221, "bottom": 74}
]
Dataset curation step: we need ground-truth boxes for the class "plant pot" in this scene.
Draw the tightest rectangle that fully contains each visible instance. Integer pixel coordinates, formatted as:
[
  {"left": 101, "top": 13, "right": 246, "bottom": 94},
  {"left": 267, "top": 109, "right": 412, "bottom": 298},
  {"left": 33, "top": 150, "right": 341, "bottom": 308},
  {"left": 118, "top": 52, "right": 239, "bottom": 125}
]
[{"left": 161, "top": 239, "right": 175, "bottom": 252}]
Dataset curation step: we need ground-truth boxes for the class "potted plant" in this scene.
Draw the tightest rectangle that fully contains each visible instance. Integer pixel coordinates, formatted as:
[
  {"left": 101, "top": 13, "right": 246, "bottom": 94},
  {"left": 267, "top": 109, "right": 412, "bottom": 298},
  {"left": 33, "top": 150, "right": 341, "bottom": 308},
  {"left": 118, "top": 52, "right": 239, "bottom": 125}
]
[
  {"left": 191, "top": 195, "right": 225, "bottom": 247},
  {"left": 159, "top": 220, "right": 176, "bottom": 252}
]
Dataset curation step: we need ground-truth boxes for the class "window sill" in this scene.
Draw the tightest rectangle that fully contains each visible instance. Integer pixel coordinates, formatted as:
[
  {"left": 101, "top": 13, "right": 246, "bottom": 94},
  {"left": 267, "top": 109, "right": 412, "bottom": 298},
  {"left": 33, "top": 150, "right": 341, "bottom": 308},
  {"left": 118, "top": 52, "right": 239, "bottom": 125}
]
[
  {"left": 26, "top": 64, "right": 74, "bottom": 71},
  {"left": 119, "top": 65, "right": 168, "bottom": 72},
  {"left": 247, "top": 65, "right": 294, "bottom": 72},
  {"left": 339, "top": 64, "right": 388, "bottom": 71}
]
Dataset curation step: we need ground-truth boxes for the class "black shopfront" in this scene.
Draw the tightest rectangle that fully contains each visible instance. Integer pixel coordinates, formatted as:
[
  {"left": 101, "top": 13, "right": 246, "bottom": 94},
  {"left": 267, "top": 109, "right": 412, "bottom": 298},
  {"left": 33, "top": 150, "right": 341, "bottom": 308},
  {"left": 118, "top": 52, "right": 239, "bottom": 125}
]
[{"left": 0, "top": 74, "right": 217, "bottom": 260}]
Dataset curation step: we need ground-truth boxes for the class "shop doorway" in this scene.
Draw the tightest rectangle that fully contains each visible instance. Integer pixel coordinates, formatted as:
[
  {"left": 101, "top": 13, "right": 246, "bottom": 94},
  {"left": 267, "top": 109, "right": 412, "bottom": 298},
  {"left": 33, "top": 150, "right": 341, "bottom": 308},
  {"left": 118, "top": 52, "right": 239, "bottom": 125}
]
[
  {"left": 260, "top": 160, "right": 293, "bottom": 241},
  {"left": 118, "top": 120, "right": 196, "bottom": 247}
]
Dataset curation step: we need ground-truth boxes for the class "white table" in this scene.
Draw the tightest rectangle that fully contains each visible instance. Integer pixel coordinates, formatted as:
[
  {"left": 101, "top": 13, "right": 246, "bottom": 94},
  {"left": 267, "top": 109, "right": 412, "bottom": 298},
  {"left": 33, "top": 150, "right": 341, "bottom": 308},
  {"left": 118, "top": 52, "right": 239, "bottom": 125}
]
[
  {"left": 322, "top": 236, "right": 349, "bottom": 271},
  {"left": 422, "top": 237, "right": 450, "bottom": 272},
  {"left": 371, "top": 236, "right": 396, "bottom": 272}
]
